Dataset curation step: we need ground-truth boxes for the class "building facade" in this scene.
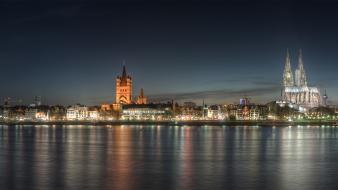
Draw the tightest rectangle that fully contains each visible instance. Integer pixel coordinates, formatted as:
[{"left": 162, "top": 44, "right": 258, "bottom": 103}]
[
  {"left": 136, "top": 88, "right": 147, "bottom": 104},
  {"left": 66, "top": 105, "right": 89, "bottom": 120},
  {"left": 116, "top": 65, "right": 132, "bottom": 104},
  {"left": 281, "top": 49, "right": 321, "bottom": 111},
  {"left": 121, "top": 104, "right": 172, "bottom": 120},
  {"left": 25, "top": 108, "right": 38, "bottom": 120}
]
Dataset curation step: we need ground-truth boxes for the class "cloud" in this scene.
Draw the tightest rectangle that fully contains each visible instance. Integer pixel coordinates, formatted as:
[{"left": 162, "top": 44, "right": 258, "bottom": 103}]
[
  {"left": 148, "top": 85, "right": 281, "bottom": 103},
  {"left": 145, "top": 75, "right": 282, "bottom": 104},
  {"left": 78, "top": 75, "right": 282, "bottom": 104},
  {"left": 203, "top": 76, "right": 280, "bottom": 86}
]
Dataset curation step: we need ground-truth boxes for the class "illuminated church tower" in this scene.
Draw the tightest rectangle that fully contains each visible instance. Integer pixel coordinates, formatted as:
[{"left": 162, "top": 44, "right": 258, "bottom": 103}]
[
  {"left": 136, "top": 88, "right": 147, "bottom": 104},
  {"left": 295, "top": 49, "right": 307, "bottom": 87},
  {"left": 281, "top": 48, "right": 321, "bottom": 111},
  {"left": 116, "top": 65, "right": 132, "bottom": 104},
  {"left": 283, "top": 48, "right": 294, "bottom": 87}
]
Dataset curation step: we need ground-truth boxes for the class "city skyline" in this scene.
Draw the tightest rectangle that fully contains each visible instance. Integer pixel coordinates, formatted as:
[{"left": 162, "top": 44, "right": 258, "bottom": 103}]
[
  {"left": 2, "top": 2, "right": 338, "bottom": 190},
  {"left": 1, "top": 0, "right": 338, "bottom": 105},
  {"left": 0, "top": 48, "right": 335, "bottom": 106}
]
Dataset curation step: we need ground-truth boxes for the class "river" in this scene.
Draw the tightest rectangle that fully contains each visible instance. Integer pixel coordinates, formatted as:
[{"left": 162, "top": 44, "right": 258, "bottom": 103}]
[{"left": 1, "top": 125, "right": 338, "bottom": 190}]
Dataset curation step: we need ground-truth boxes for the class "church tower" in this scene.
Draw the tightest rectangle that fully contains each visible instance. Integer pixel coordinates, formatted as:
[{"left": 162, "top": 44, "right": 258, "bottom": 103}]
[
  {"left": 281, "top": 48, "right": 321, "bottom": 110},
  {"left": 136, "top": 88, "right": 147, "bottom": 104},
  {"left": 295, "top": 49, "right": 307, "bottom": 87},
  {"left": 283, "top": 48, "right": 294, "bottom": 87},
  {"left": 116, "top": 65, "right": 132, "bottom": 104}
]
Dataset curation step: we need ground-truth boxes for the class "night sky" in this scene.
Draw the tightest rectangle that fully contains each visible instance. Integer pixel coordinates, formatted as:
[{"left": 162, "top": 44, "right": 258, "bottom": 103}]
[{"left": 1, "top": 0, "right": 338, "bottom": 105}]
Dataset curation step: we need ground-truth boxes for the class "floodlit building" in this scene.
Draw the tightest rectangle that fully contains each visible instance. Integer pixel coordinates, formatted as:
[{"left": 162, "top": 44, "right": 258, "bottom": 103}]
[
  {"left": 116, "top": 65, "right": 132, "bottom": 104},
  {"left": 177, "top": 102, "right": 202, "bottom": 120},
  {"left": 239, "top": 97, "right": 250, "bottom": 106},
  {"left": 49, "top": 106, "right": 67, "bottom": 121},
  {"left": 35, "top": 111, "right": 49, "bottom": 121},
  {"left": 88, "top": 111, "right": 99, "bottom": 120},
  {"left": 136, "top": 88, "right": 147, "bottom": 104},
  {"left": 281, "top": 49, "right": 321, "bottom": 111},
  {"left": 88, "top": 107, "right": 100, "bottom": 120},
  {"left": 66, "top": 105, "right": 89, "bottom": 120},
  {"left": 227, "top": 104, "right": 268, "bottom": 120},
  {"left": 207, "top": 105, "right": 225, "bottom": 120},
  {"left": 121, "top": 104, "right": 172, "bottom": 120},
  {"left": 249, "top": 108, "right": 260, "bottom": 120},
  {"left": 111, "top": 65, "right": 149, "bottom": 117},
  {"left": 101, "top": 103, "right": 112, "bottom": 111},
  {"left": 231, "top": 109, "right": 244, "bottom": 120},
  {"left": 25, "top": 108, "right": 38, "bottom": 120}
]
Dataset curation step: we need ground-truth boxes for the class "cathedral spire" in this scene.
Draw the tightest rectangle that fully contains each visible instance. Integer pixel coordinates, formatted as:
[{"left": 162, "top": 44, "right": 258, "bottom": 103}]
[
  {"left": 295, "top": 48, "right": 307, "bottom": 87},
  {"left": 298, "top": 49, "right": 304, "bottom": 70},
  {"left": 283, "top": 48, "right": 294, "bottom": 87}
]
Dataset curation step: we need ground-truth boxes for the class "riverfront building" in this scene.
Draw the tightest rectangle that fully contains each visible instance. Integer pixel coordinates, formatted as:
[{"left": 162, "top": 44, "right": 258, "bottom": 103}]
[
  {"left": 113, "top": 65, "right": 148, "bottom": 106},
  {"left": 66, "top": 104, "right": 89, "bottom": 120},
  {"left": 115, "top": 65, "right": 133, "bottom": 104},
  {"left": 121, "top": 104, "right": 172, "bottom": 120},
  {"left": 281, "top": 49, "right": 321, "bottom": 111}
]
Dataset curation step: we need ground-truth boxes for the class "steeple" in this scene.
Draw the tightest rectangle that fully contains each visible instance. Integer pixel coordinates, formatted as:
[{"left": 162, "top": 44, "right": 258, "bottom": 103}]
[
  {"left": 115, "top": 63, "right": 133, "bottom": 104},
  {"left": 295, "top": 48, "right": 307, "bottom": 87},
  {"left": 140, "top": 88, "right": 144, "bottom": 97},
  {"left": 283, "top": 48, "right": 294, "bottom": 87},
  {"left": 119, "top": 62, "right": 130, "bottom": 86},
  {"left": 136, "top": 88, "right": 147, "bottom": 104},
  {"left": 122, "top": 64, "right": 127, "bottom": 79}
]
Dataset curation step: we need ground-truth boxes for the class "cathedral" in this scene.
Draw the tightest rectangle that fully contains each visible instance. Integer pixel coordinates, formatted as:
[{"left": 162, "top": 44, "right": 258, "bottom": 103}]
[{"left": 281, "top": 49, "right": 321, "bottom": 111}]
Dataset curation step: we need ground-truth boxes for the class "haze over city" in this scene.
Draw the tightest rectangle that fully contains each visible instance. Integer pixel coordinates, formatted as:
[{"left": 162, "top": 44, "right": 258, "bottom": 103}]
[{"left": 1, "top": 0, "right": 338, "bottom": 105}]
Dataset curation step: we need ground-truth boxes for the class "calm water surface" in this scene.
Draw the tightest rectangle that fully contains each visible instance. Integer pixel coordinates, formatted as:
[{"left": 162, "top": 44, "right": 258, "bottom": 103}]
[{"left": 1, "top": 125, "right": 338, "bottom": 190}]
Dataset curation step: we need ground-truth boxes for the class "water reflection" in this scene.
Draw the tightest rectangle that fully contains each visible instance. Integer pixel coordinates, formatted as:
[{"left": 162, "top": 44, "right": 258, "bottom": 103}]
[{"left": 0, "top": 125, "right": 338, "bottom": 190}]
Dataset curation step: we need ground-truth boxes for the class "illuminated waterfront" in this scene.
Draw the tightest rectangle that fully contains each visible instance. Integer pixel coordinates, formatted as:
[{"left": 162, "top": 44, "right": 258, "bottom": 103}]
[{"left": 1, "top": 125, "right": 338, "bottom": 190}]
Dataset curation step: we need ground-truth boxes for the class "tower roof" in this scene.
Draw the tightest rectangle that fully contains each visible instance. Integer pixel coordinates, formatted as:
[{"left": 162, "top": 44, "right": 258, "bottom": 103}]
[
  {"left": 122, "top": 65, "right": 127, "bottom": 79},
  {"left": 118, "top": 64, "right": 131, "bottom": 86},
  {"left": 285, "top": 48, "right": 291, "bottom": 70},
  {"left": 295, "top": 48, "right": 307, "bottom": 87},
  {"left": 140, "top": 88, "right": 144, "bottom": 97},
  {"left": 298, "top": 48, "right": 304, "bottom": 70},
  {"left": 283, "top": 48, "right": 294, "bottom": 87}
]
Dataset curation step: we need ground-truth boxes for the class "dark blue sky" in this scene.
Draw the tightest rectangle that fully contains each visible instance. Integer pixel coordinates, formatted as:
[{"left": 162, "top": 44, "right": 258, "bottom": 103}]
[{"left": 1, "top": 0, "right": 338, "bottom": 105}]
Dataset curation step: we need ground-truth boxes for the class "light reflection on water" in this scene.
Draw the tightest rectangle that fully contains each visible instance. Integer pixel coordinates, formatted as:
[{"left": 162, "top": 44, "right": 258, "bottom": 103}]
[{"left": 0, "top": 125, "right": 338, "bottom": 190}]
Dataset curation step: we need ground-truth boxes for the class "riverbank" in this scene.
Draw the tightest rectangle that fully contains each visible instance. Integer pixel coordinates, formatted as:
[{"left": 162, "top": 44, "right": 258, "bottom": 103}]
[{"left": 0, "top": 120, "right": 337, "bottom": 126}]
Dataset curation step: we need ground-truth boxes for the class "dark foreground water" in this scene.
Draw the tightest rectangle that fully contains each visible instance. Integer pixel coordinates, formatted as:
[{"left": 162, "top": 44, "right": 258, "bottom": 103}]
[{"left": 1, "top": 125, "right": 338, "bottom": 190}]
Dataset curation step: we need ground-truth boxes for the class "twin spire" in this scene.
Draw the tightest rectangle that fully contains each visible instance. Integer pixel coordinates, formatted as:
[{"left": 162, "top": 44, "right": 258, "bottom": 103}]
[
  {"left": 295, "top": 49, "right": 307, "bottom": 87},
  {"left": 283, "top": 48, "right": 307, "bottom": 87},
  {"left": 283, "top": 48, "right": 294, "bottom": 87}
]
